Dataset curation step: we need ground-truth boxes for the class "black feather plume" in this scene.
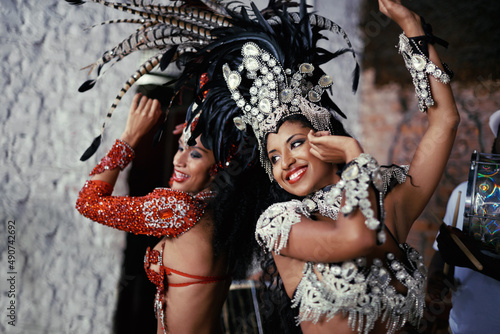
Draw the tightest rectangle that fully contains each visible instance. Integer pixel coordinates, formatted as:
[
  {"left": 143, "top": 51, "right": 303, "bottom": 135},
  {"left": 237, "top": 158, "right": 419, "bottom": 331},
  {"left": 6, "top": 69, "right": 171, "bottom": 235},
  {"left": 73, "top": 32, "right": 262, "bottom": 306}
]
[
  {"left": 66, "top": 0, "right": 85, "bottom": 5},
  {"left": 175, "top": 0, "right": 361, "bottom": 168},
  {"left": 160, "top": 46, "right": 179, "bottom": 71},
  {"left": 80, "top": 135, "right": 101, "bottom": 161},
  {"left": 70, "top": 0, "right": 359, "bottom": 168},
  {"left": 352, "top": 61, "right": 360, "bottom": 93},
  {"left": 152, "top": 118, "right": 168, "bottom": 147},
  {"left": 78, "top": 79, "right": 96, "bottom": 92}
]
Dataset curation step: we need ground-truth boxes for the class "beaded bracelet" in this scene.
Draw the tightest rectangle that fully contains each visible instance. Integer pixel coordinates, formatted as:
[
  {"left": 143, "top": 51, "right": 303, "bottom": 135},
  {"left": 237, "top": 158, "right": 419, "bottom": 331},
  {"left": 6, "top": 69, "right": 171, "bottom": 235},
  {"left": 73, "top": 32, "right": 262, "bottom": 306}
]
[
  {"left": 326, "top": 153, "right": 386, "bottom": 244},
  {"left": 89, "top": 139, "right": 135, "bottom": 176},
  {"left": 398, "top": 32, "right": 453, "bottom": 113}
]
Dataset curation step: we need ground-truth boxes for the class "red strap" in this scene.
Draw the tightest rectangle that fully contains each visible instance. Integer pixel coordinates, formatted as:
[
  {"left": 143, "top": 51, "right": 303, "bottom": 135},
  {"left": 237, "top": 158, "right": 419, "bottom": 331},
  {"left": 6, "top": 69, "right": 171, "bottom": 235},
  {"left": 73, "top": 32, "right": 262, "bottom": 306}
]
[{"left": 164, "top": 266, "right": 230, "bottom": 287}]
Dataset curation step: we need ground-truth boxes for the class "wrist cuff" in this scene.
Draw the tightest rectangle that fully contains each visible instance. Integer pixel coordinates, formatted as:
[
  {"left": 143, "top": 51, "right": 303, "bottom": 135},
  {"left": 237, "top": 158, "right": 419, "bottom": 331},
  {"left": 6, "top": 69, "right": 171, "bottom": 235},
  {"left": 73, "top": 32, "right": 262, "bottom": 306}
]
[{"left": 89, "top": 139, "right": 135, "bottom": 176}]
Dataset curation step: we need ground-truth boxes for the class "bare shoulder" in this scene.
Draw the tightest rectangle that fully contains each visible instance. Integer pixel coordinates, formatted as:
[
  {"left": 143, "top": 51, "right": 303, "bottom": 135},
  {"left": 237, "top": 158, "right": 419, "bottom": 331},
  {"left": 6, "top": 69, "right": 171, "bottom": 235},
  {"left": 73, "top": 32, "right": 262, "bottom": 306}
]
[{"left": 195, "top": 208, "right": 215, "bottom": 230}]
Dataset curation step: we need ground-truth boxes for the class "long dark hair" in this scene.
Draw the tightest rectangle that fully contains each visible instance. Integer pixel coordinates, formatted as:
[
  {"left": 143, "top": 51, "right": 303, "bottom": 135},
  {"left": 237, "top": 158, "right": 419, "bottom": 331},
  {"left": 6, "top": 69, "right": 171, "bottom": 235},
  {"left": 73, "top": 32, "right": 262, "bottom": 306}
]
[
  {"left": 208, "top": 136, "right": 272, "bottom": 279},
  {"left": 258, "top": 181, "right": 302, "bottom": 334}
]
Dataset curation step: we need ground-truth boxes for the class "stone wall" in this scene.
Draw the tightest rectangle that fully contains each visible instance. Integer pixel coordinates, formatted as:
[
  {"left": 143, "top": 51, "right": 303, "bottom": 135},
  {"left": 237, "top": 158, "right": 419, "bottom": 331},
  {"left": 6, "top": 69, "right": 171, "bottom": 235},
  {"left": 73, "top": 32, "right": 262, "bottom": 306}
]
[{"left": 0, "top": 2, "right": 136, "bottom": 333}]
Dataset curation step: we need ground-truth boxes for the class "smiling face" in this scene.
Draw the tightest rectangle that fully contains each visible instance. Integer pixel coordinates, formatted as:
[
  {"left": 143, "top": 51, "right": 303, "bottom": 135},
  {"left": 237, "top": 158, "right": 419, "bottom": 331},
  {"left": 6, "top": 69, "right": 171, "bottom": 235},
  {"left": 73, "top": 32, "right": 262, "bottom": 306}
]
[
  {"left": 266, "top": 120, "right": 337, "bottom": 197},
  {"left": 170, "top": 136, "right": 215, "bottom": 194}
]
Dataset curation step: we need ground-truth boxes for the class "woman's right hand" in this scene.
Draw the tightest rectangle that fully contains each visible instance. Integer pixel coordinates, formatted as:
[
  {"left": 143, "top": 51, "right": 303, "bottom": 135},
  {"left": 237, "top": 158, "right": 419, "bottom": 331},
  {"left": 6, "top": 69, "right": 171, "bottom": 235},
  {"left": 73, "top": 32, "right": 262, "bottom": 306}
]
[
  {"left": 307, "top": 131, "right": 364, "bottom": 164},
  {"left": 120, "top": 93, "right": 162, "bottom": 148},
  {"left": 378, "top": 0, "right": 423, "bottom": 37}
]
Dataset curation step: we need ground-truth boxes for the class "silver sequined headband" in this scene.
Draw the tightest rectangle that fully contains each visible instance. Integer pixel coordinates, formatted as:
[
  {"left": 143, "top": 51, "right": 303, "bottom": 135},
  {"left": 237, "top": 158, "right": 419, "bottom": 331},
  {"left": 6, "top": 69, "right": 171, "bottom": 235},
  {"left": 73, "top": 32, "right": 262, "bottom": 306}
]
[{"left": 222, "top": 42, "right": 335, "bottom": 177}]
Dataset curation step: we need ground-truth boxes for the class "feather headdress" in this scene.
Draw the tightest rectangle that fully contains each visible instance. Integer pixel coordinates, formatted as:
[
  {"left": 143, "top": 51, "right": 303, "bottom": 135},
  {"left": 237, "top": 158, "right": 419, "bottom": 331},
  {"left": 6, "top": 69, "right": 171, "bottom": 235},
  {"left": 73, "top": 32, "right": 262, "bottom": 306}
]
[
  {"left": 175, "top": 0, "right": 360, "bottom": 175},
  {"left": 68, "top": 0, "right": 240, "bottom": 160},
  {"left": 68, "top": 0, "right": 359, "bottom": 174}
]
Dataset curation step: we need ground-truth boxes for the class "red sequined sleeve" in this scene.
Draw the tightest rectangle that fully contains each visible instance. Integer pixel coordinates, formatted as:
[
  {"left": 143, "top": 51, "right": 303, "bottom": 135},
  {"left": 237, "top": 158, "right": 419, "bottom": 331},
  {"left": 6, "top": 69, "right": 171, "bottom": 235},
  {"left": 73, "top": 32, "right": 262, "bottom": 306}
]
[{"left": 76, "top": 180, "right": 208, "bottom": 238}]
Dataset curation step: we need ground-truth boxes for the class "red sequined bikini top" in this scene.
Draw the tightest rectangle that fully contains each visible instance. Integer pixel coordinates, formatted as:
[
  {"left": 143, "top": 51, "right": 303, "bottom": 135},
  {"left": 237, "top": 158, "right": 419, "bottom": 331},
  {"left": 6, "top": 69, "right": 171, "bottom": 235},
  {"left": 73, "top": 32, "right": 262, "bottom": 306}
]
[{"left": 76, "top": 180, "right": 215, "bottom": 237}]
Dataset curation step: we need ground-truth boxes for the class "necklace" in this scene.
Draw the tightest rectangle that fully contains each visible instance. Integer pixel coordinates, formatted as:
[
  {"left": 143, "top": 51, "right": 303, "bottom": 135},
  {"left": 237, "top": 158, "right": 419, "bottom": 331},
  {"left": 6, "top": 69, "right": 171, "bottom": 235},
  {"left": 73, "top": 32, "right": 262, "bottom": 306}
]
[{"left": 301, "top": 185, "right": 341, "bottom": 220}]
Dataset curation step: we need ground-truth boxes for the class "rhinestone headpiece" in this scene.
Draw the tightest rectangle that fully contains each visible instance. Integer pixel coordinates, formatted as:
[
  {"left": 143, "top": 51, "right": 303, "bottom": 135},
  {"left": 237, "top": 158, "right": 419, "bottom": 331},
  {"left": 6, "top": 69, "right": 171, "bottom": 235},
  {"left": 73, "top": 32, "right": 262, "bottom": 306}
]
[
  {"left": 223, "top": 42, "right": 335, "bottom": 177},
  {"left": 182, "top": 73, "right": 209, "bottom": 146},
  {"left": 182, "top": 107, "right": 201, "bottom": 146}
]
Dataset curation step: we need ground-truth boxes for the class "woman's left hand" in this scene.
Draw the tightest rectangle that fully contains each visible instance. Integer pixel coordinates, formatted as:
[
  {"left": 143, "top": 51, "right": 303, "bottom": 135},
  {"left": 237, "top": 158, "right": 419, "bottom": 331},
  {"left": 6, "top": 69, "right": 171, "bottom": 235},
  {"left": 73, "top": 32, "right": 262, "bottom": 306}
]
[
  {"left": 173, "top": 123, "right": 184, "bottom": 135},
  {"left": 307, "top": 131, "right": 364, "bottom": 164}
]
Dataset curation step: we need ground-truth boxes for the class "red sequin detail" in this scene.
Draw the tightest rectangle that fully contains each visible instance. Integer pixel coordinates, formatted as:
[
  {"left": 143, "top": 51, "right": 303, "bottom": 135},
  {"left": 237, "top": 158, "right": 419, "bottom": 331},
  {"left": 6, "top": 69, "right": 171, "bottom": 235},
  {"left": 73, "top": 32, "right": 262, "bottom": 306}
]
[
  {"left": 89, "top": 139, "right": 135, "bottom": 176},
  {"left": 199, "top": 72, "right": 209, "bottom": 99},
  {"left": 76, "top": 180, "right": 213, "bottom": 238},
  {"left": 158, "top": 208, "right": 174, "bottom": 219},
  {"left": 76, "top": 176, "right": 217, "bottom": 334},
  {"left": 210, "top": 142, "right": 239, "bottom": 175}
]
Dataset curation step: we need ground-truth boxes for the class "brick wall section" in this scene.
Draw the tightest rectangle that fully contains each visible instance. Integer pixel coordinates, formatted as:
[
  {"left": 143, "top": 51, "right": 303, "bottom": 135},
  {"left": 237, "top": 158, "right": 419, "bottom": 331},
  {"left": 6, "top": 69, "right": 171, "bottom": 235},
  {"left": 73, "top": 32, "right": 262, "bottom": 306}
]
[
  {"left": 361, "top": 0, "right": 500, "bottom": 85},
  {"left": 359, "top": 68, "right": 500, "bottom": 265},
  {"left": 359, "top": 0, "right": 500, "bottom": 266}
]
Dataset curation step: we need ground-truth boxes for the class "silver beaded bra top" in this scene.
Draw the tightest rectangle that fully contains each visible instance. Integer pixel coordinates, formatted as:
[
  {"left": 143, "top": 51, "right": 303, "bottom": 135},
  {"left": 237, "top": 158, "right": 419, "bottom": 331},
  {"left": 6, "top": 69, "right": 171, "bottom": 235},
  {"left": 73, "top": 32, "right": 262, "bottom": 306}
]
[{"left": 255, "top": 165, "right": 427, "bottom": 334}]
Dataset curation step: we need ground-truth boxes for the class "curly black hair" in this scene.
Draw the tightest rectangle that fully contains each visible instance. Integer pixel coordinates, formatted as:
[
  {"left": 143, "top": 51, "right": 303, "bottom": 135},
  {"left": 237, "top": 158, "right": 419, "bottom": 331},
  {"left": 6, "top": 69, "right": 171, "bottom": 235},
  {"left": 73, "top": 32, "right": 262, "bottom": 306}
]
[
  {"left": 208, "top": 138, "right": 272, "bottom": 279},
  {"left": 258, "top": 181, "right": 303, "bottom": 334}
]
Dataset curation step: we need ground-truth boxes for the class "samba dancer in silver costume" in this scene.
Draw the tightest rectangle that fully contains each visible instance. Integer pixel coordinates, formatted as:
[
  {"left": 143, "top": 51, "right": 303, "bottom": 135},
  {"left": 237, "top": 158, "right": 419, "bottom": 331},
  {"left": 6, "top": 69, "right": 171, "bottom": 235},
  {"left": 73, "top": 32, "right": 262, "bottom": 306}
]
[
  {"left": 156, "top": 0, "right": 457, "bottom": 331},
  {"left": 218, "top": 0, "right": 458, "bottom": 333}
]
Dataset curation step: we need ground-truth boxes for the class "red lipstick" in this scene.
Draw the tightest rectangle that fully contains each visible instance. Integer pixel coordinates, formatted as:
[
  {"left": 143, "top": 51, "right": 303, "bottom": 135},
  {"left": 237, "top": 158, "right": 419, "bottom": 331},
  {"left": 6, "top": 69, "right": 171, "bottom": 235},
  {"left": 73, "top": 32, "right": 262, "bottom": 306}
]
[
  {"left": 286, "top": 166, "right": 307, "bottom": 184},
  {"left": 171, "top": 169, "right": 190, "bottom": 183}
]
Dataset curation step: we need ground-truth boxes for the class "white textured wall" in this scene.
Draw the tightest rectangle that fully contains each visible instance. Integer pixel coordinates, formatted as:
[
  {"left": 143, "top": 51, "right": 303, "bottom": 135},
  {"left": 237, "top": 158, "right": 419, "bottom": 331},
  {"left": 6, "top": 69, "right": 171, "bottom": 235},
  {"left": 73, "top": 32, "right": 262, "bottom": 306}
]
[
  {"left": 0, "top": 1, "right": 362, "bottom": 334},
  {"left": 0, "top": 1, "right": 135, "bottom": 333}
]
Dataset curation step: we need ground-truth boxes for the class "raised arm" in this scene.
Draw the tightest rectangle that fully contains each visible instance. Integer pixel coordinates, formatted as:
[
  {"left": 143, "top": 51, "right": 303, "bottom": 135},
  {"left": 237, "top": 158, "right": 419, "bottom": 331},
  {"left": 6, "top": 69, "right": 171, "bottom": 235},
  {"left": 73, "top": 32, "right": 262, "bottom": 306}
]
[
  {"left": 75, "top": 94, "right": 210, "bottom": 237},
  {"left": 90, "top": 93, "right": 162, "bottom": 185},
  {"left": 379, "top": 0, "right": 460, "bottom": 236}
]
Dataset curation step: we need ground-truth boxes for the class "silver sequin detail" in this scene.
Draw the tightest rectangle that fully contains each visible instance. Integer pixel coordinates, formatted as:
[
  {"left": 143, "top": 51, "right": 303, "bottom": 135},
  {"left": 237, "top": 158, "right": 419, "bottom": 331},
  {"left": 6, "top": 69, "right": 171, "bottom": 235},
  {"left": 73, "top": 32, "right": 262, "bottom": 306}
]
[
  {"left": 397, "top": 33, "right": 452, "bottom": 113},
  {"left": 143, "top": 197, "right": 193, "bottom": 230},
  {"left": 255, "top": 156, "right": 425, "bottom": 333}
]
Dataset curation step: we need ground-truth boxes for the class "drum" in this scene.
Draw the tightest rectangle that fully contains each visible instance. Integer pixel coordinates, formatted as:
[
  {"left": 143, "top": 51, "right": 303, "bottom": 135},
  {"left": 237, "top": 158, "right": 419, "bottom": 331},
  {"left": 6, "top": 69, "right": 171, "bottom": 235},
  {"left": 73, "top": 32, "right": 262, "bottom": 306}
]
[{"left": 464, "top": 151, "right": 500, "bottom": 256}]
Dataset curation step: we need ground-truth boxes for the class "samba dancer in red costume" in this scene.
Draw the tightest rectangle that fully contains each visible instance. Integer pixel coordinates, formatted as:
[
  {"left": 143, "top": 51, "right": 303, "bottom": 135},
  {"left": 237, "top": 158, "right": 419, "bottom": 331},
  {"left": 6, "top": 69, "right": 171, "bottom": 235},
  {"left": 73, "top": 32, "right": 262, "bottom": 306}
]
[
  {"left": 67, "top": 2, "right": 277, "bottom": 331},
  {"left": 76, "top": 90, "right": 269, "bottom": 334}
]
